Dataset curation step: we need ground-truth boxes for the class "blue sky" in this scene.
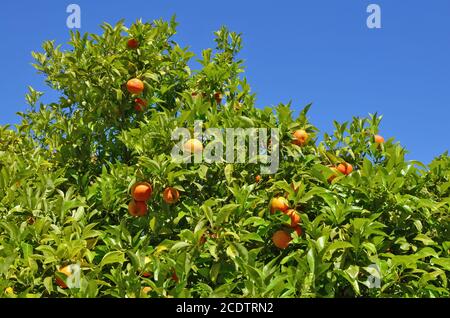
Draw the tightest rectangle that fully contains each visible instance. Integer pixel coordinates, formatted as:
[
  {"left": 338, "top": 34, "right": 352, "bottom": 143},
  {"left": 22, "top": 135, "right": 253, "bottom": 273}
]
[{"left": 0, "top": 0, "right": 449, "bottom": 163}]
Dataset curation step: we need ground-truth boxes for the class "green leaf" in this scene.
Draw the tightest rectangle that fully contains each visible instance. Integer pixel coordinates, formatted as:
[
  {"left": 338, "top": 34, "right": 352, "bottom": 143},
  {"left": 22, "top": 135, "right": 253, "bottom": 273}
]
[
  {"left": 210, "top": 263, "right": 221, "bottom": 283},
  {"left": 43, "top": 276, "right": 54, "bottom": 294},
  {"left": 216, "top": 204, "right": 240, "bottom": 226},
  {"left": 323, "top": 241, "right": 354, "bottom": 261},
  {"left": 431, "top": 258, "right": 450, "bottom": 271},
  {"left": 99, "top": 251, "right": 125, "bottom": 267},
  {"left": 414, "top": 234, "right": 436, "bottom": 246},
  {"left": 226, "top": 244, "right": 238, "bottom": 259},
  {"left": 224, "top": 164, "right": 234, "bottom": 184},
  {"left": 307, "top": 248, "right": 315, "bottom": 274},
  {"left": 171, "top": 241, "right": 191, "bottom": 252},
  {"left": 240, "top": 232, "right": 264, "bottom": 243}
]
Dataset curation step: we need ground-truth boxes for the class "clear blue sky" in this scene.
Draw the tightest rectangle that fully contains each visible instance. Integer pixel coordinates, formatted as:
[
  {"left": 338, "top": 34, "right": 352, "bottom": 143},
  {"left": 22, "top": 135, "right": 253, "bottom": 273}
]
[{"left": 0, "top": 0, "right": 449, "bottom": 163}]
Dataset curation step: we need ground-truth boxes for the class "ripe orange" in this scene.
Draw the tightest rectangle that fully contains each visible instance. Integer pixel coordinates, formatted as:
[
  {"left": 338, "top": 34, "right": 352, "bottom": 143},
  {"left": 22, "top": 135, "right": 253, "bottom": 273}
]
[
  {"left": 55, "top": 265, "right": 72, "bottom": 289},
  {"left": 336, "top": 164, "right": 346, "bottom": 174},
  {"left": 272, "top": 230, "right": 292, "bottom": 249},
  {"left": 374, "top": 134, "right": 385, "bottom": 144},
  {"left": 183, "top": 139, "right": 203, "bottom": 154},
  {"left": 127, "top": 38, "right": 139, "bottom": 49},
  {"left": 292, "top": 129, "right": 309, "bottom": 146},
  {"left": 128, "top": 200, "right": 148, "bottom": 217},
  {"left": 286, "top": 209, "right": 301, "bottom": 227},
  {"left": 255, "top": 175, "right": 262, "bottom": 183},
  {"left": 337, "top": 162, "right": 353, "bottom": 175},
  {"left": 131, "top": 182, "right": 153, "bottom": 201},
  {"left": 270, "top": 197, "right": 289, "bottom": 214},
  {"left": 126, "top": 78, "right": 144, "bottom": 95},
  {"left": 346, "top": 164, "right": 353, "bottom": 174},
  {"left": 134, "top": 98, "right": 148, "bottom": 112},
  {"left": 163, "top": 187, "right": 180, "bottom": 204}
]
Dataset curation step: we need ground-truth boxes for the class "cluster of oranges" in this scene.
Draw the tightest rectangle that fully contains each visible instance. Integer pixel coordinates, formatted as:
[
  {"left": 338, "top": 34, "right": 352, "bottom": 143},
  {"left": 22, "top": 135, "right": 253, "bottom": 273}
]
[
  {"left": 126, "top": 78, "right": 147, "bottom": 112},
  {"left": 327, "top": 134, "right": 384, "bottom": 182},
  {"left": 128, "top": 182, "right": 181, "bottom": 217},
  {"left": 267, "top": 130, "right": 385, "bottom": 249},
  {"left": 270, "top": 196, "right": 302, "bottom": 250},
  {"left": 125, "top": 36, "right": 224, "bottom": 115},
  {"left": 262, "top": 129, "right": 306, "bottom": 250},
  {"left": 128, "top": 182, "right": 153, "bottom": 217},
  {"left": 124, "top": 38, "right": 148, "bottom": 112},
  {"left": 54, "top": 181, "right": 181, "bottom": 289}
]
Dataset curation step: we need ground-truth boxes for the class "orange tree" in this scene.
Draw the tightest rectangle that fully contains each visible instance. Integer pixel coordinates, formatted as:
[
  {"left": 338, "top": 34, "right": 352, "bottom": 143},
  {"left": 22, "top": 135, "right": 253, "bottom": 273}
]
[{"left": 0, "top": 19, "right": 449, "bottom": 298}]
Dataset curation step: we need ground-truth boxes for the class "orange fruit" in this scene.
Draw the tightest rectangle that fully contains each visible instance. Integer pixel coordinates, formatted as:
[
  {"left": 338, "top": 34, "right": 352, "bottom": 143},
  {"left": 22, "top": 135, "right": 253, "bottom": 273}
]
[
  {"left": 346, "top": 164, "right": 353, "bottom": 174},
  {"left": 55, "top": 265, "right": 72, "bottom": 289},
  {"left": 126, "top": 78, "right": 144, "bottom": 95},
  {"left": 183, "top": 139, "right": 203, "bottom": 154},
  {"left": 336, "top": 164, "right": 346, "bottom": 174},
  {"left": 286, "top": 209, "right": 301, "bottom": 227},
  {"left": 131, "top": 182, "right": 153, "bottom": 201},
  {"left": 270, "top": 197, "right": 289, "bottom": 214},
  {"left": 128, "top": 200, "right": 148, "bottom": 217},
  {"left": 337, "top": 163, "right": 353, "bottom": 175},
  {"left": 272, "top": 230, "right": 292, "bottom": 249},
  {"left": 127, "top": 38, "right": 139, "bottom": 49},
  {"left": 255, "top": 175, "right": 262, "bottom": 183},
  {"left": 374, "top": 134, "right": 385, "bottom": 144},
  {"left": 163, "top": 187, "right": 180, "bottom": 204},
  {"left": 134, "top": 98, "right": 148, "bottom": 112},
  {"left": 292, "top": 129, "right": 309, "bottom": 146}
]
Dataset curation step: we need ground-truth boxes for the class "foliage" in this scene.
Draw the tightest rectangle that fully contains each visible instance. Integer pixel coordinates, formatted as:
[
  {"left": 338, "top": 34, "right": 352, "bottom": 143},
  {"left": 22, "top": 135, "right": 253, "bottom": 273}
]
[{"left": 0, "top": 19, "right": 449, "bottom": 298}]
